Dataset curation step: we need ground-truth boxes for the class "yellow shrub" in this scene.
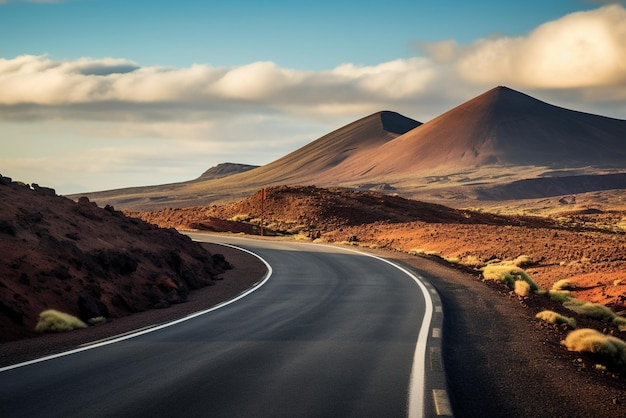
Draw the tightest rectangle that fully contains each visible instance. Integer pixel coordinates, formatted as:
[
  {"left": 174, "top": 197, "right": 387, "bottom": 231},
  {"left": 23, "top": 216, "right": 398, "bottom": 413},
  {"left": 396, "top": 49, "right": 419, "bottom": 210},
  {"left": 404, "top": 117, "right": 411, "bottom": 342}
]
[
  {"left": 552, "top": 279, "right": 576, "bottom": 291},
  {"left": 514, "top": 280, "right": 531, "bottom": 297},
  {"left": 35, "top": 309, "right": 87, "bottom": 333},
  {"left": 535, "top": 310, "right": 576, "bottom": 328},
  {"left": 482, "top": 263, "right": 539, "bottom": 291},
  {"left": 561, "top": 328, "right": 626, "bottom": 369}
]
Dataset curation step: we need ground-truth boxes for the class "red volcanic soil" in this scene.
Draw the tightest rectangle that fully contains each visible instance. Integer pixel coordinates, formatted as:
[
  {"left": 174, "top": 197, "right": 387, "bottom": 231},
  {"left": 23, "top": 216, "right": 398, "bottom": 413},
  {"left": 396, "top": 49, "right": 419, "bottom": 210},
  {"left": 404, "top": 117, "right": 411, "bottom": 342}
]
[
  {"left": 132, "top": 185, "right": 626, "bottom": 314},
  {"left": 0, "top": 176, "right": 239, "bottom": 342}
]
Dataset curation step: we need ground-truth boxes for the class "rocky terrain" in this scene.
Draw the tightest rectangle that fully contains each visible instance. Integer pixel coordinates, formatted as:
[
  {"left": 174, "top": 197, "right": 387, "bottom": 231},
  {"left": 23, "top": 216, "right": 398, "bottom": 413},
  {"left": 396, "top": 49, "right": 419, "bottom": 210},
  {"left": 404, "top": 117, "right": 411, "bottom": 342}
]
[
  {"left": 0, "top": 175, "right": 234, "bottom": 342},
  {"left": 130, "top": 186, "right": 626, "bottom": 362},
  {"left": 130, "top": 185, "right": 626, "bottom": 311}
]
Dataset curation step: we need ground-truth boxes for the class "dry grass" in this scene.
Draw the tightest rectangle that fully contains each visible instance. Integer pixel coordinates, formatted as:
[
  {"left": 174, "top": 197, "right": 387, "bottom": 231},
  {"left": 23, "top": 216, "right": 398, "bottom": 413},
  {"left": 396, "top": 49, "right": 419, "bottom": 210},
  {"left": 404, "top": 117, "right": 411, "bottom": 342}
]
[
  {"left": 561, "top": 328, "right": 626, "bottom": 370},
  {"left": 482, "top": 262, "right": 539, "bottom": 291},
  {"left": 35, "top": 309, "right": 87, "bottom": 333},
  {"left": 514, "top": 280, "right": 532, "bottom": 297},
  {"left": 535, "top": 310, "right": 576, "bottom": 328},
  {"left": 552, "top": 279, "right": 576, "bottom": 291}
]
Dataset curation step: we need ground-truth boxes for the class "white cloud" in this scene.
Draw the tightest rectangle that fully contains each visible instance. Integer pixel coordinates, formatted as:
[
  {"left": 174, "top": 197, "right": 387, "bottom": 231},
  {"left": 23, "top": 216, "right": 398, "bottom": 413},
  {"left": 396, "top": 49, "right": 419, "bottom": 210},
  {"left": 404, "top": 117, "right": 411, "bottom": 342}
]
[
  {"left": 454, "top": 5, "right": 626, "bottom": 89},
  {"left": 2, "top": 5, "right": 626, "bottom": 194}
]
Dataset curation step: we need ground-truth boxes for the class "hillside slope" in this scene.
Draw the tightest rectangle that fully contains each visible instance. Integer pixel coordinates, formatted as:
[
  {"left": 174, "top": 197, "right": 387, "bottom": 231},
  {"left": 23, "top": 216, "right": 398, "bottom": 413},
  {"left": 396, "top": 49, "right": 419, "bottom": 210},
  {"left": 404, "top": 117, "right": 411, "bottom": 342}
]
[
  {"left": 344, "top": 86, "right": 626, "bottom": 176},
  {"left": 0, "top": 175, "right": 231, "bottom": 342},
  {"left": 76, "top": 111, "right": 421, "bottom": 210}
]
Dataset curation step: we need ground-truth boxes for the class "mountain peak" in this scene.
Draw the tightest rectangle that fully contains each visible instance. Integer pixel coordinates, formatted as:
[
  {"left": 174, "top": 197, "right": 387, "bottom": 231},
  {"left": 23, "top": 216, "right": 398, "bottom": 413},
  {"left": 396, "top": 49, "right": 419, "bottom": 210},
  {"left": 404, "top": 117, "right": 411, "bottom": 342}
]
[{"left": 378, "top": 110, "right": 423, "bottom": 135}]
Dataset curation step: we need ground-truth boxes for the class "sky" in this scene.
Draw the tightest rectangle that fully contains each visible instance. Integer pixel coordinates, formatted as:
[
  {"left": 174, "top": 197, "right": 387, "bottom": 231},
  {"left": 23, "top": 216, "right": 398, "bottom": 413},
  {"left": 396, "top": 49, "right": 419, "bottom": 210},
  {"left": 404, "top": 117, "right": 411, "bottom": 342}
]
[{"left": 1, "top": 0, "right": 625, "bottom": 194}]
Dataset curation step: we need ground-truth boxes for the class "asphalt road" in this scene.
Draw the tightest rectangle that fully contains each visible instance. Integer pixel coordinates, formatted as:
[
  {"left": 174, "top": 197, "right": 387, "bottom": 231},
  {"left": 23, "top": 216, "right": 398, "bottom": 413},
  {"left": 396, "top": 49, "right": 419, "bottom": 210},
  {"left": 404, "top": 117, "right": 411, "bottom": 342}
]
[{"left": 0, "top": 236, "right": 438, "bottom": 418}]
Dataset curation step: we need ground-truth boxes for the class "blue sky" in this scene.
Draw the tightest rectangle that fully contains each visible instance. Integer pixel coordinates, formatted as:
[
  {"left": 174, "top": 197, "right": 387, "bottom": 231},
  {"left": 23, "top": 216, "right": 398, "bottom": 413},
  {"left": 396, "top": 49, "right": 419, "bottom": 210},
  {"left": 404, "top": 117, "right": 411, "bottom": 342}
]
[{"left": 1, "top": 0, "right": 625, "bottom": 194}]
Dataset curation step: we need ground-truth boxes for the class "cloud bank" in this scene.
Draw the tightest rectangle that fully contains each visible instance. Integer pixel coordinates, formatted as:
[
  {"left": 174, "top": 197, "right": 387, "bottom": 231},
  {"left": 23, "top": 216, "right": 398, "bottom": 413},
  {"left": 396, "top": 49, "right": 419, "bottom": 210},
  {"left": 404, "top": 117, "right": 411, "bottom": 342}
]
[
  {"left": 2, "top": 4, "right": 625, "bottom": 194},
  {"left": 2, "top": 5, "right": 626, "bottom": 124}
]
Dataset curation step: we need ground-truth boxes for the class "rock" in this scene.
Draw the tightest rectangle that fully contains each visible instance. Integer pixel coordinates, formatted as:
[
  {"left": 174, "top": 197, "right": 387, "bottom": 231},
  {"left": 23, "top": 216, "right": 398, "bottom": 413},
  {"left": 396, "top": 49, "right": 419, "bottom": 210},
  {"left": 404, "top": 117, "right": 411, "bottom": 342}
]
[
  {"left": 77, "top": 291, "right": 110, "bottom": 322},
  {"left": 31, "top": 183, "right": 56, "bottom": 196},
  {"left": 212, "top": 253, "right": 233, "bottom": 270}
]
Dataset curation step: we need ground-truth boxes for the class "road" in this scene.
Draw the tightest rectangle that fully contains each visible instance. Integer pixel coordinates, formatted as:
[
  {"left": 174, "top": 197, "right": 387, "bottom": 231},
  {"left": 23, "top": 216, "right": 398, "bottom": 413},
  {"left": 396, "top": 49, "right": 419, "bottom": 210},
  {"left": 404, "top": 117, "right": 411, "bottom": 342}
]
[{"left": 0, "top": 235, "right": 439, "bottom": 418}]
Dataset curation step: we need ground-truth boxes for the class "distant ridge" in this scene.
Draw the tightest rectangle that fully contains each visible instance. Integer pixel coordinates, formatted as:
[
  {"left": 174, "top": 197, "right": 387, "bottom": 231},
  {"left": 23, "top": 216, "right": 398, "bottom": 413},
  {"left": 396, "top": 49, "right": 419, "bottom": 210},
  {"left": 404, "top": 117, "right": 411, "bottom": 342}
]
[{"left": 195, "top": 163, "right": 259, "bottom": 181}]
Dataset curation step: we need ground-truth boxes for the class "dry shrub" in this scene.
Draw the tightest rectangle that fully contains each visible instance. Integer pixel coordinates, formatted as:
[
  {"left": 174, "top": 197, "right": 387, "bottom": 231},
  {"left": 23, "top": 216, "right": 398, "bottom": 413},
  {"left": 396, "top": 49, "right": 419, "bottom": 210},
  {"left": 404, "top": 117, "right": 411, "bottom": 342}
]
[
  {"left": 563, "top": 299, "right": 616, "bottom": 322},
  {"left": 535, "top": 310, "right": 576, "bottom": 328},
  {"left": 513, "top": 255, "right": 534, "bottom": 267},
  {"left": 482, "top": 263, "right": 539, "bottom": 291},
  {"left": 460, "top": 255, "right": 483, "bottom": 268},
  {"left": 552, "top": 279, "right": 576, "bottom": 291},
  {"left": 548, "top": 290, "right": 573, "bottom": 303},
  {"left": 561, "top": 328, "right": 626, "bottom": 369},
  {"left": 228, "top": 214, "right": 250, "bottom": 222},
  {"left": 35, "top": 309, "right": 87, "bottom": 333},
  {"left": 514, "top": 280, "right": 531, "bottom": 297}
]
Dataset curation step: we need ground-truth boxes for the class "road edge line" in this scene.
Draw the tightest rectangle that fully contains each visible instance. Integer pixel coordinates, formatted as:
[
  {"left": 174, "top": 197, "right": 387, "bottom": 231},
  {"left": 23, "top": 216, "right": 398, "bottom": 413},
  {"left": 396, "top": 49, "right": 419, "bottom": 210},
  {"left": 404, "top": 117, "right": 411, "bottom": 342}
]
[{"left": 0, "top": 242, "right": 272, "bottom": 373}]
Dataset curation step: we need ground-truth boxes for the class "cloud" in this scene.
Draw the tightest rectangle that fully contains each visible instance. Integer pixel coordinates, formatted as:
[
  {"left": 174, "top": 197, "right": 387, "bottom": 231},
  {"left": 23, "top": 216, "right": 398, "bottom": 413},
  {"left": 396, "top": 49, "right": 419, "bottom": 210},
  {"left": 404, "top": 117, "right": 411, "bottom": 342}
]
[
  {"left": 453, "top": 5, "right": 626, "bottom": 89},
  {"left": 3, "top": 5, "right": 625, "bottom": 129},
  {"left": 3, "top": 4, "right": 626, "bottom": 194}
]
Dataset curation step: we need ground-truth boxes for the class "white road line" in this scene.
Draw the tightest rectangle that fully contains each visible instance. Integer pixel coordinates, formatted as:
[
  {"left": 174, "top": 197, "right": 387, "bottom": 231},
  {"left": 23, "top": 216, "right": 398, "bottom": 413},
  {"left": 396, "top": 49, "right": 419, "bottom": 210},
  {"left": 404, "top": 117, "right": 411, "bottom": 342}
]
[
  {"left": 333, "top": 245, "right": 434, "bottom": 418},
  {"left": 0, "top": 243, "right": 272, "bottom": 373}
]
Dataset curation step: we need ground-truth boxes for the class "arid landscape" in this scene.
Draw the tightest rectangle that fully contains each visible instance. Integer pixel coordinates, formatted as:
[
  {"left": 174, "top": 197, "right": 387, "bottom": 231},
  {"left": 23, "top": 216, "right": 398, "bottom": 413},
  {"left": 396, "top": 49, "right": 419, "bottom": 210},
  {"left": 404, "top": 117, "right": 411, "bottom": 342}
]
[{"left": 2, "top": 85, "right": 626, "bottom": 415}]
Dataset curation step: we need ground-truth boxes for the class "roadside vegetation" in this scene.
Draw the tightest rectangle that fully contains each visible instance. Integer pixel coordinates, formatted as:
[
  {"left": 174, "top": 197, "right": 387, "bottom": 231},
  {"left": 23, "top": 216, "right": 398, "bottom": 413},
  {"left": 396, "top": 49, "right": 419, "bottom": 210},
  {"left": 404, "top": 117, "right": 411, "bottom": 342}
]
[
  {"left": 35, "top": 309, "right": 87, "bottom": 333},
  {"left": 562, "top": 328, "right": 626, "bottom": 371}
]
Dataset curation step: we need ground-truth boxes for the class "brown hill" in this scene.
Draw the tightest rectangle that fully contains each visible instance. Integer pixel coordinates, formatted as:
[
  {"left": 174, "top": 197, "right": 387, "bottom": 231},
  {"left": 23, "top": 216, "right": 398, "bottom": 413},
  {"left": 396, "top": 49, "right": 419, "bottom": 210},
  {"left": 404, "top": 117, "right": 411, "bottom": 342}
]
[
  {"left": 0, "top": 175, "right": 233, "bottom": 342},
  {"left": 130, "top": 185, "right": 557, "bottom": 235},
  {"left": 340, "top": 86, "right": 626, "bottom": 177},
  {"left": 238, "top": 111, "right": 421, "bottom": 185},
  {"left": 77, "top": 111, "right": 421, "bottom": 210},
  {"left": 77, "top": 87, "right": 626, "bottom": 211}
]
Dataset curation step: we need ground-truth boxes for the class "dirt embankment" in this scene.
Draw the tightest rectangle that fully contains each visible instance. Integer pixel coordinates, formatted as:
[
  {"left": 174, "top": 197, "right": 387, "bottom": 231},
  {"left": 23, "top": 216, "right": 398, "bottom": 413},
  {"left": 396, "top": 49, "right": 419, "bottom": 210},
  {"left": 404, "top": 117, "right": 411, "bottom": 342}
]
[{"left": 0, "top": 176, "right": 234, "bottom": 342}]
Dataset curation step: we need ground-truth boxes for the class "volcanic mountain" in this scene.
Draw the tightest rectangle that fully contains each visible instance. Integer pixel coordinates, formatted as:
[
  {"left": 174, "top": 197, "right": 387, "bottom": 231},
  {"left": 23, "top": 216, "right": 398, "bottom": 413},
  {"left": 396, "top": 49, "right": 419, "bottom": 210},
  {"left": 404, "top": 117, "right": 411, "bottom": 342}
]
[
  {"left": 335, "top": 86, "right": 626, "bottom": 177},
  {"left": 78, "top": 111, "right": 421, "bottom": 210},
  {"left": 77, "top": 87, "right": 626, "bottom": 211}
]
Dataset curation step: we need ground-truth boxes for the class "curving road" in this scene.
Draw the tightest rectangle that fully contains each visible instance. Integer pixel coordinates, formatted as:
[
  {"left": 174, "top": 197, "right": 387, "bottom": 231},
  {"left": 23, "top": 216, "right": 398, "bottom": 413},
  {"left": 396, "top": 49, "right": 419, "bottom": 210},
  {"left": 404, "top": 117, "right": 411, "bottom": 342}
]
[{"left": 0, "top": 235, "right": 438, "bottom": 418}]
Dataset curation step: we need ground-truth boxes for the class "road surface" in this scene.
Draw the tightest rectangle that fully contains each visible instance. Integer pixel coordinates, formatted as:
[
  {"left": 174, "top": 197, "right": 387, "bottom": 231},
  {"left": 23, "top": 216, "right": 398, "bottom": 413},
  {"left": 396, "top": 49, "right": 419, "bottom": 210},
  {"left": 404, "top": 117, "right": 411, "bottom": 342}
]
[{"left": 0, "top": 235, "right": 441, "bottom": 417}]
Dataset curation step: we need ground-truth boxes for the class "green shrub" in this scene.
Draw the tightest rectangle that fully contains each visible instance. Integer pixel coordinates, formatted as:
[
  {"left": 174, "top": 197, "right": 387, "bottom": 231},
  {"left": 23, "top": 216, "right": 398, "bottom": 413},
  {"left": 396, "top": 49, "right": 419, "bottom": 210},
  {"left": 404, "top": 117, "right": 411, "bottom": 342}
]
[
  {"left": 613, "top": 315, "right": 626, "bottom": 331},
  {"left": 35, "top": 309, "right": 87, "bottom": 333},
  {"left": 88, "top": 316, "right": 107, "bottom": 325},
  {"left": 563, "top": 300, "right": 616, "bottom": 322},
  {"left": 561, "top": 328, "right": 626, "bottom": 369},
  {"left": 535, "top": 310, "right": 576, "bottom": 328},
  {"left": 552, "top": 279, "right": 576, "bottom": 291},
  {"left": 548, "top": 290, "right": 573, "bottom": 303}
]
